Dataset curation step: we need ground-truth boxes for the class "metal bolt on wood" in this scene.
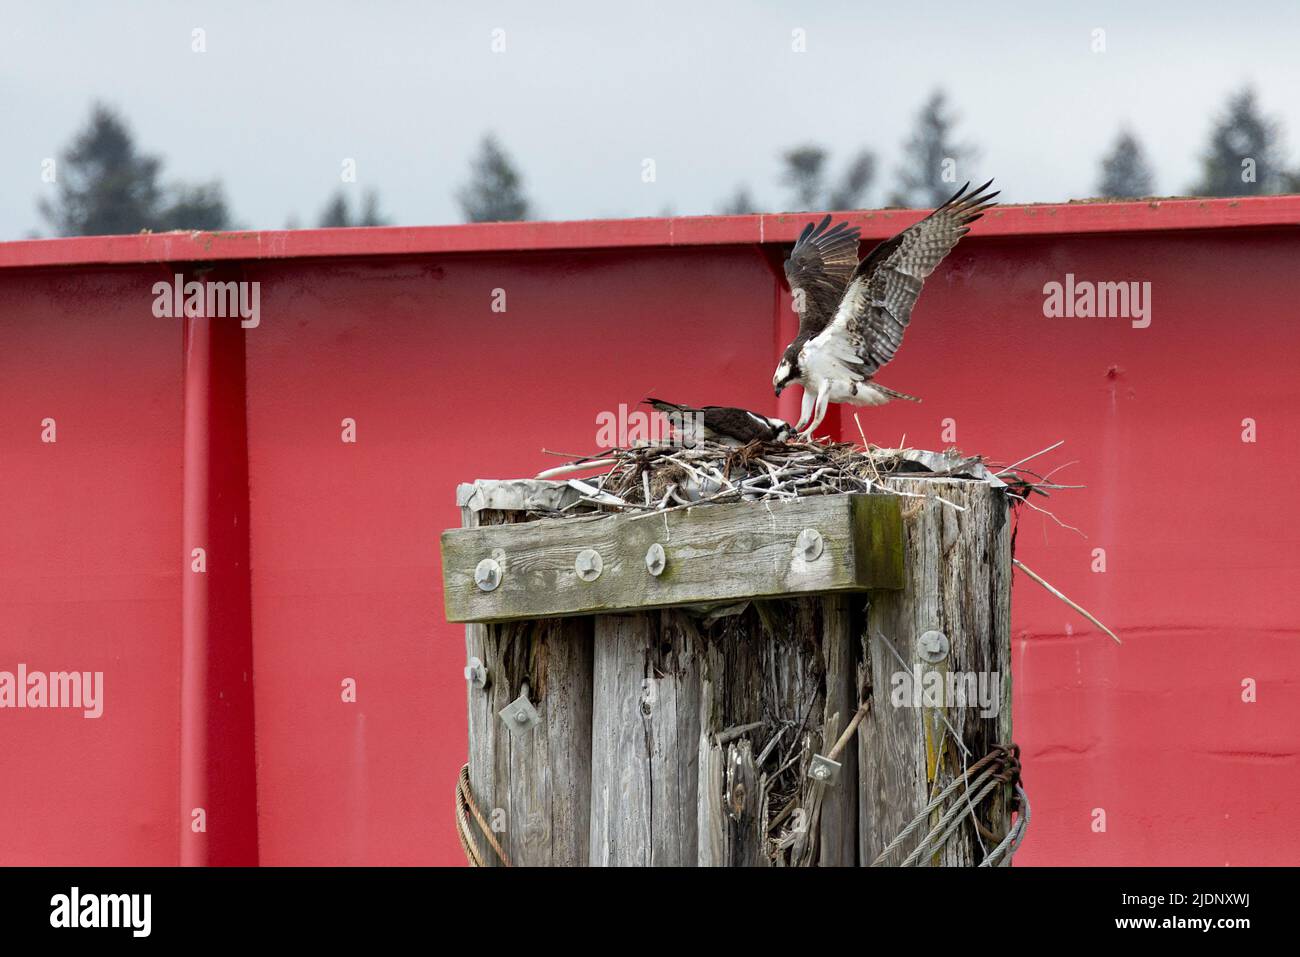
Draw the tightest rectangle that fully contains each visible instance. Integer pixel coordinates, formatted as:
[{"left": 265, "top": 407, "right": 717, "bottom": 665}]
[
  {"left": 575, "top": 548, "right": 603, "bottom": 582},
  {"left": 464, "top": 656, "right": 487, "bottom": 688},
  {"left": 644, "top": 543, "right": 666, "bottom": 576},
  {"left": 498, "top": 686, "right": 540, "bottom": 735},
  {"left": 808, "top": 753, "right": 842, "bottom": 785},
  {"left": 474, "top": 558, "right": 502, "bottom": 592},
  {"left": 796, "top": 527, "right": 824, "bottom": 561},
  {"left": 919, "top": 630, "right": 950, "bottom": 663},
  {"left": 443, "top": 492, "right": 902, "bottom": 623},
  {"left": 449, "top": 476, "right": 1011, "bottom": 867}
]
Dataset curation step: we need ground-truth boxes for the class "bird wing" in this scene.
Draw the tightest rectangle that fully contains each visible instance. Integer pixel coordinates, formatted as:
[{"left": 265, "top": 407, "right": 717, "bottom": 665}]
[
  {"left": 783, "top": 214, "right": 862, "bottom": 338},
  {"left": 701, "top": 406, "right": 780, "bottom": 443},
  {"left": 805, "top": 180, "right": 998, "bottom": 382},
  {"left": 646, "top": 399, "right": 780, "bottom": 444},
  {"left": 645, "top": 397, "right": 690, "bottom": 417}
]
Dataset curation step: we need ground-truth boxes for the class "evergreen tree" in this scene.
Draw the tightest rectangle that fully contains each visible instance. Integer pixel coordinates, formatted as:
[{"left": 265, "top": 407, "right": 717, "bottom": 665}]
[
  {"left": 359, "top": 190, "right": 387, "bottom": 226},
  {"left": 158, "top": 182, "right": 231, "bottom": 231},
  {"left": 781, "top": 145, "right": 828, "bottom": 211},
  {"left": 827, "top": 151, "right": 875, "bottom": 210},
  {"left": 1191, "top": 88, "right": 1285, "bottom": 196},
  {"left": 457, "top": 135, "right": 531, "bottom": 222},
  {"left": 718, "top": 186, "right": 758, "bottom": 215},
  {"left": 1096, "top": 131, "right": 1155, "bottom": 198},
  {"left": 317, "top": 192, "right": 351, "bottom": 228},
  {"left": 39, "top": 103, "right": 163, "bottom": 236},
  {"left": 890, "top": 90, "right": 977, "bottom": 207},
  {"left": 38, "top": 102, "right": 232, "bottom": 236},
  {"left": 316, "top": 189, "right": 389, "bottom": 227},
  {"left": 780, "top": 146, "right": 875, "bottom": 211}
]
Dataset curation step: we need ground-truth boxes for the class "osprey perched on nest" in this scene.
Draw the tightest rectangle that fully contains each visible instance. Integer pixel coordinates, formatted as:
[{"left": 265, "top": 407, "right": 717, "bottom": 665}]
[
  {"left": 645, "top": 398, "right": 792, "bottom": 446},
  {"left": 773, "top": 180, "right": 998, "bottom": 437}
]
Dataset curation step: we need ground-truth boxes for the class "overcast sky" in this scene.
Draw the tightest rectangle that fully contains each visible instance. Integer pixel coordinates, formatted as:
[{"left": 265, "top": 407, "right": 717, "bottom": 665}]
[{"left": 4, "top": 0, "right": 1300, "bottom": 240}]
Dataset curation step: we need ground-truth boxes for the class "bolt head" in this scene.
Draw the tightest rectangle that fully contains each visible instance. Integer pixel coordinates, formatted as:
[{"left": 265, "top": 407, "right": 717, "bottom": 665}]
[
  {"left": 919, "top": 630, "right": 950, "bottom": 663},
  {"left": 575, "top": 548, "right": 603, "bottom": 581},
  {"left": 808, "top": 755, "right": 841, "bottom": 785},
  {"left": 474, "top": 558, "right": 501, "bottom": 592},
  {"left": 499, "top": 693, "right": 539, "bottom": 733},
  {"left": 645, "top": 543, "right": 666, "bottom": 576},
  {"left": 796, "top": 528, "right": 824, "bottom": 561}
]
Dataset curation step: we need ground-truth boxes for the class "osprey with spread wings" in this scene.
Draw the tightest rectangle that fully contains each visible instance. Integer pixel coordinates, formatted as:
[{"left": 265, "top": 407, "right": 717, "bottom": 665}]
[{"left": 773, "top": 180, "right": 998, "bottom": 437}]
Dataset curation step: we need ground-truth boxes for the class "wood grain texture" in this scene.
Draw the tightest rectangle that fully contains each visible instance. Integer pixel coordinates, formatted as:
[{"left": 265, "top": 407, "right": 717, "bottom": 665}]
[
  {"left": 695, "top": 600, "right": 839, "bottom": 866},
  {"left": 585, "top": 600, "right": 854, "bottom": 867},
  {"left": 858, "top": 478, "right": 1012, "bottom": 867},
  {"left": 443, "top": 493, "right": 902, "bottom": 623},
  {"left": 588, "top": 612, "right": 702, "bottom": 866},
  {"left": 817, "top": 595, "right": 858, "bottom": 865},
  {"left": 695, "top": 608, "right": 770, "bottom": 867},
  {"left": 462, "top": 504, "right": 594, "bottom": 867},
  {"left": 457, "top": 481, "right": 1011, "bottom": 867}
]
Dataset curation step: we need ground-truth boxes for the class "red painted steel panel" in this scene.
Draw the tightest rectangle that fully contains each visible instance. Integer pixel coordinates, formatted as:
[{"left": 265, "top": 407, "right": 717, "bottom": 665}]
[
  {"left": 836, "top": 229, "right": 1300, "bottom": 864},
  {"left": 3, "top": 196, "right": 1299, "bottom": 269},
  {"left": 240, "top": 249, "right": 780, "bottom": 864},
  {"left": 179, "top": 306, "right": 259, "bottom": 866},
  {"left": 2, "top": 201, "right": 1298, "bottom": 866},
  {"left": 0, "top": 267, "right": 184, "bottom": 865}
]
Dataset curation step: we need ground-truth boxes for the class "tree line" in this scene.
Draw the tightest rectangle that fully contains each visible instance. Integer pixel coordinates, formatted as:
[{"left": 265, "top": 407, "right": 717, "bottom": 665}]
[{"left": 33, "top": 87, "right": 1300, "bottom": 236}]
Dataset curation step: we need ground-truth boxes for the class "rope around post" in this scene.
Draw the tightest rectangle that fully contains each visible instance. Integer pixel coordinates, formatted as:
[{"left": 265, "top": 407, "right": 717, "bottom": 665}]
[
  {"left": 979, "top": 784, "right": 1031, "bottom": 867},
  {"left": 871, "top": 744, "right": 1026, "bottom": 867},
  {"left": 455, "top": 764, "right": 512, "bottom": 867},
  {"left": 898, "top": 767, "right": 1003, "bottom": 866},
  {"left": 869, "top": 746, "right": 1002, "bottom": 865}
]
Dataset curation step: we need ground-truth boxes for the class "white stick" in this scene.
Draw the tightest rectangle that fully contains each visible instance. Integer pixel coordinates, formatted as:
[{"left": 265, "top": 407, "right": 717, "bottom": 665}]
[
  {"left": 535, "top": 458, "right": 617, "bottom": 479},
  {"left": 996, "top": 440, "right": 1065, "bottom": 476},
  {"left": 566, "top": 478, "right": 628, "bottom": 506}
]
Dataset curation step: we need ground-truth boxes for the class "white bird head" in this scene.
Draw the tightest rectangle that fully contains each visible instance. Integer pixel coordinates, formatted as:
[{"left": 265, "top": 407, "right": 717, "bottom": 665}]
[{"left": 772, "top": 355, "right": 798, "bottom": 396}]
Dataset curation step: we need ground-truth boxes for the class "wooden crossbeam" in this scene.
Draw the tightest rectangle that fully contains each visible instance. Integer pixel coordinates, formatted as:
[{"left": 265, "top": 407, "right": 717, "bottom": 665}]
[{"left": 441, "top": 492, "right": 903, "bottom": 624}]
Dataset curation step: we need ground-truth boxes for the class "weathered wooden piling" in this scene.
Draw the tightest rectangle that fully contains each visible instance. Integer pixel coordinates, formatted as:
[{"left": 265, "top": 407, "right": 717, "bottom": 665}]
[
  {"left": 444, "top": 473, "right": 1013, "bottom": 867},
  {"left": 859, "top": 477, "right": 1013, "bottom": 866}
]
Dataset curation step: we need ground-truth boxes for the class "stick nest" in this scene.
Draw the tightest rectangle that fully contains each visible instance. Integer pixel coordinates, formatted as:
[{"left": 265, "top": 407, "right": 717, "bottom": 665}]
[{"left": 536, "top": 437, "right": 1023, "bottom": 516}]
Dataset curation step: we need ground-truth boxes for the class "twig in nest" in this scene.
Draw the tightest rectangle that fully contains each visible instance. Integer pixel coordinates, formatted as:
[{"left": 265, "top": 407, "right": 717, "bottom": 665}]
[
  {"left": 853, "top": 412, "right": 869, "bottom": 450},
  {"left": 535, "top": 458, "right": 617, "bottom": 479},
  {"left": 995, "top": 440, "right": 1065, "bottom": 476},
  {"left": 535, "top": 434, "right": 1071, "bottom": 520},
  {"left": 1007, "top": 491, "right": 1086, "bottom": 537},
  {"left": 1038, "top": 459, "right": 1079, "bottom": 483},
  {"left": 566, "top": 478, "right": 627, "bottom": 507}
]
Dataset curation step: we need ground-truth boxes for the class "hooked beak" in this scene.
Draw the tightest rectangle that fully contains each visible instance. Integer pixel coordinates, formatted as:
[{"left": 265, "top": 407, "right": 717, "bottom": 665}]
[{"left": 774, "top": 383, "right": 784, "bottom": 397}]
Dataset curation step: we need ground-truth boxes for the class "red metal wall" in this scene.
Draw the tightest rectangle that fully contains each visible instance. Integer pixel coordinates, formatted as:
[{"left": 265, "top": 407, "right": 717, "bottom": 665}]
[
  {"left": 2, "top": 198, "right": 1298, "bottom": 866},
  {"left": 0, "top": 268, "right": 184, "bottom": 864}
]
